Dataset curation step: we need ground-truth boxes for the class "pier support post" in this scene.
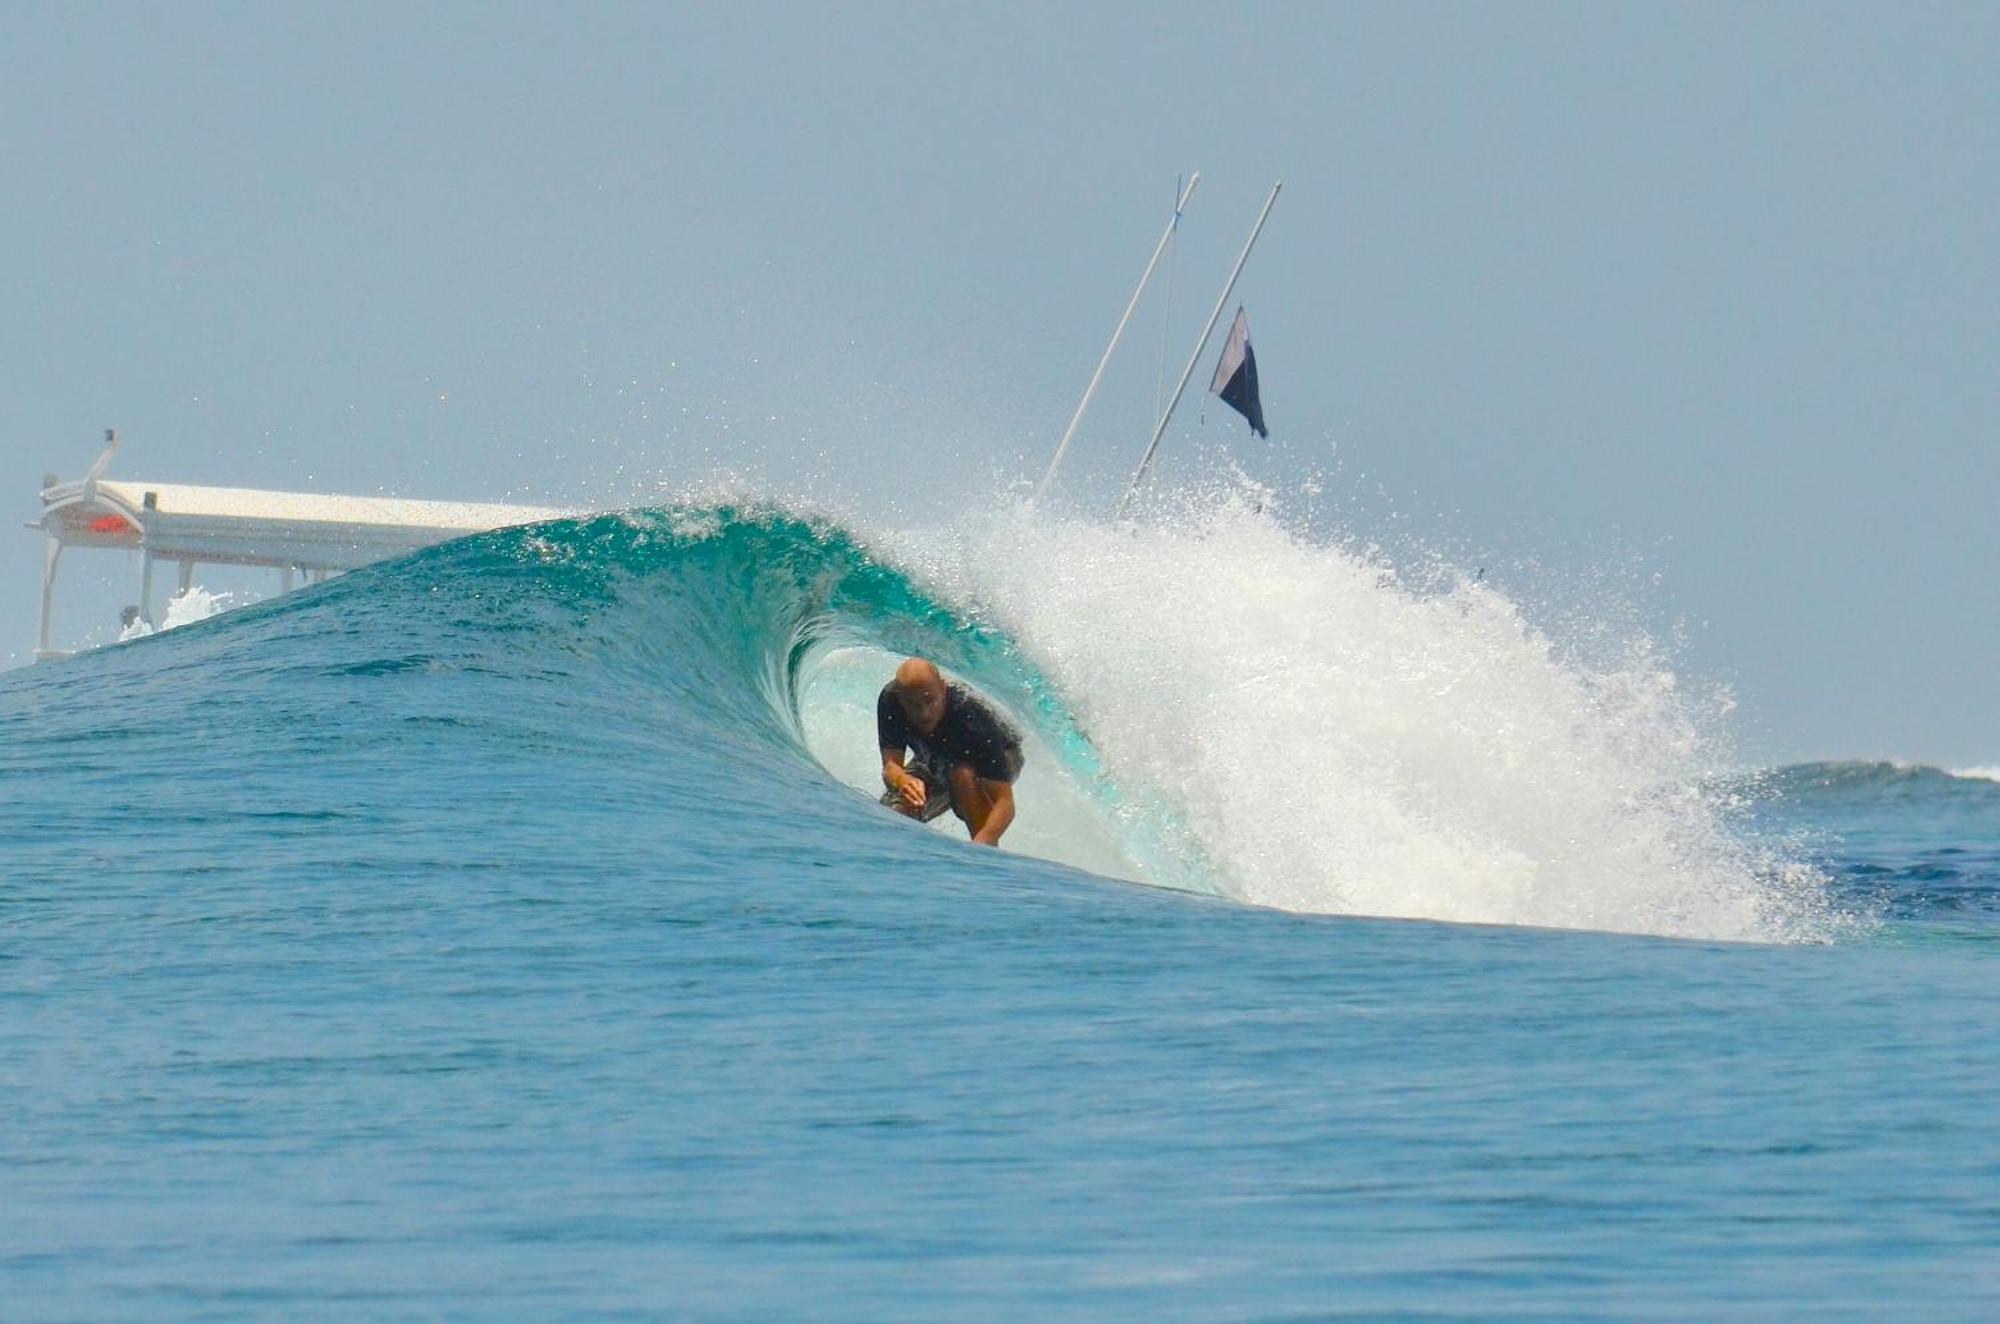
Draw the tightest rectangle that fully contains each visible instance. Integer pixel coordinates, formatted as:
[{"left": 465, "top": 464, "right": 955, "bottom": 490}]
[
  {"left": 138, "top": 551, "right": 156, "bottom": 628},
  {"left": 37, "top": 538, "right": 62, "bottom": 659}
]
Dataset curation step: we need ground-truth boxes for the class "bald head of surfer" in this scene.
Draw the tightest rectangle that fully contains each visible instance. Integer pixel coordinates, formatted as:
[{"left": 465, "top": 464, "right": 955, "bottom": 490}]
[
  {"left": 877, "top": 656, "right": 1024, "bottom": 847},
  {"left": 891, "top": 657, "right": 949, "bottom": 735}
]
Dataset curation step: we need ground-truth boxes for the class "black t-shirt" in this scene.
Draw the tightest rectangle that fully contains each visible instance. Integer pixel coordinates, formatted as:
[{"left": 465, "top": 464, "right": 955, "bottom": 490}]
[{"left": 877, "top": 681, "right": 1024, "bottom": 783}]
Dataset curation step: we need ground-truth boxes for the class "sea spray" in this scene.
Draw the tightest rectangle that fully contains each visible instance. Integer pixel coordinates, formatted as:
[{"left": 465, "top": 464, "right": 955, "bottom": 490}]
[
  {"left": 115, "top": 584, "right": 254, "bottom": 642},
  {"left": 884, "top": 493, "right": 1839, "bottom": 942}
]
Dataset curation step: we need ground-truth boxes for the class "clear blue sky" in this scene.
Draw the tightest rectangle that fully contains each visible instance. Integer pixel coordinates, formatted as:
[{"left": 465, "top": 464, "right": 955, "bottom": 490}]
[{"left": 4, "top": 3, "right": 1993, "bottom": 765}]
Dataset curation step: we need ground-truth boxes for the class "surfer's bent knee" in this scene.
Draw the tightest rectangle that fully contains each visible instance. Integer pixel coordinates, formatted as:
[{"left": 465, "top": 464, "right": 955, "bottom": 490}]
[{"left": 948, "top": 763, "right": 986, "bottom": 819}]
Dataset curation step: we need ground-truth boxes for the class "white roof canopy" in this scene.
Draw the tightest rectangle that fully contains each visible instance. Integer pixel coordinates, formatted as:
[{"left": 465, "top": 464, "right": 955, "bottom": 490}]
[
  {"left": 29, "top": 433, "right": 586, "bottom": 660},
  {"left": 38, "top": 476, "right": 571, "bottom": 571}
]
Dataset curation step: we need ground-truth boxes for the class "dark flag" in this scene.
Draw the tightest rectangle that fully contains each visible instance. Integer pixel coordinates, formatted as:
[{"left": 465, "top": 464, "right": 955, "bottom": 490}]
[{"left": 1209, "top": 306, "right": 1267, "bottom": 438}]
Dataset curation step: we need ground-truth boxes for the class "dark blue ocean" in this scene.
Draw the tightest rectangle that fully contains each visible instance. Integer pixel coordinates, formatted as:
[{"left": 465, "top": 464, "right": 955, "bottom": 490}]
[{"left": 4, "top": 506, "right": 1996, "bottom": 1320}]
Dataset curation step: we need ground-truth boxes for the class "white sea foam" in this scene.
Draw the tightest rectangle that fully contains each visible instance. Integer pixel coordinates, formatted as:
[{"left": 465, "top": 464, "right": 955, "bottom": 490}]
[
  {"left": 116, "top": 585, "right": 251, "bottom": 642},
  {"left": 870, "top": 493, "right": 1836, "bottom": 943},
  {"left": 1951, "top": 766, "right": 2000, "bottom": 784},
  {"left": 161, "top": 585, "right": 245, "bottom": 629}
]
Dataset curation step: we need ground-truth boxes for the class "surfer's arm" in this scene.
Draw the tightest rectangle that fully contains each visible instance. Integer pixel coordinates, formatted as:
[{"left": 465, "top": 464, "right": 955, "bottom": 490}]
[
  {"left": 971, "top": 780, "right": 1014, "bottom": 846},
  {"left": 881, "top": 747, "right": 924, "bottom": 807}
]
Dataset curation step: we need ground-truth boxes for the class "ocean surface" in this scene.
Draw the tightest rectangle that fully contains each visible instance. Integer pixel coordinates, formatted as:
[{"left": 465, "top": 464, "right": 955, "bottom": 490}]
[{"left": 3, "top": 502, "right": 1996, "bottom": 1321}]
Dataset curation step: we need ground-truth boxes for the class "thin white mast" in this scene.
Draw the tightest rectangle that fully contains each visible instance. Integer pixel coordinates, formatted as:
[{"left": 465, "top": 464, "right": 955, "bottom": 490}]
[
  {"left": 1153, "top": 173, "right": 1184, "bottom": 425},
  {"left": 1118, "top": 180, "right": 1282, "bottom": 518},
  {"left": 1034, "top": 172, "right": 1201, "bottom": 504}
]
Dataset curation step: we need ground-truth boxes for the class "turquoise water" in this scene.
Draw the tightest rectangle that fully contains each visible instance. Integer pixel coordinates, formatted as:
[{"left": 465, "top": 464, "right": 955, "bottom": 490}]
[{"left": 4, "top": 508, "right": 1996, "bottom": 1319}]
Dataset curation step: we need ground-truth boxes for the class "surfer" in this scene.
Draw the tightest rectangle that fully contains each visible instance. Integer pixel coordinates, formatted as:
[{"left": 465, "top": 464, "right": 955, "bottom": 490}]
[{"left": 878, "top": 657, "right": 1023, "bottom": 846}]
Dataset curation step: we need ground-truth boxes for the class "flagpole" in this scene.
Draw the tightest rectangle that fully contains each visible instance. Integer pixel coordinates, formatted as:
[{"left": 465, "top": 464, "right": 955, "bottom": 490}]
[
  {"left": 1118, "top": 180, "right": 1282, "bottom": 519},
  {"left": 1033, "top": 171, "right": 1201, "bottom": 505}
]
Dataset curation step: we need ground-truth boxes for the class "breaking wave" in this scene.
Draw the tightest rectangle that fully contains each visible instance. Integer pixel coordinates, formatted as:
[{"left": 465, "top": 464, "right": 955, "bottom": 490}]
[{"left": 29, "top": 497, "right": 1852, "bottom": 943}]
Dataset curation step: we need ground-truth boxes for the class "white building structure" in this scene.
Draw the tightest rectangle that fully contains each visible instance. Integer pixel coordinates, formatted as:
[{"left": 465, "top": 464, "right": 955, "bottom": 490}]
[{"left": 32, "top": 432, "right": 568, "bottom": 660}]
